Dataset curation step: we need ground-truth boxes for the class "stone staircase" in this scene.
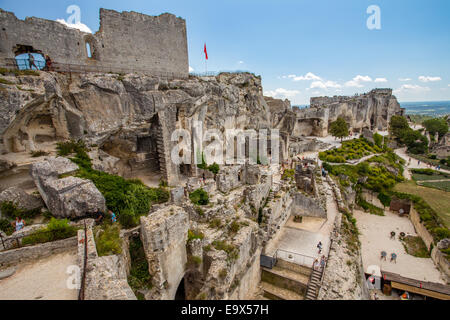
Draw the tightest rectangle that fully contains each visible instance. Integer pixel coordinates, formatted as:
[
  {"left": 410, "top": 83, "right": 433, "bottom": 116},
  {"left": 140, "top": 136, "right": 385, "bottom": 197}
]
[
  {"left": 260, "top": 260, "right": 311, "bottom": 300},
  {"left": 155, "top": 129, "right": 167, "bottom": 180},
  {"left": 305, "top": 268, "right": 323, "bottom": 300}
]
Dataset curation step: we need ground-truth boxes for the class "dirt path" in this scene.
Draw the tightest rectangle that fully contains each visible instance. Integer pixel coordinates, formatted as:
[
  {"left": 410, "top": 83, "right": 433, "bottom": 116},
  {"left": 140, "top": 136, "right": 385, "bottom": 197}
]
[
  {"left": 0, "top": 250, "right": 78, "bottom": 300},
  {"left": 395, "top": 147, "right": 450, "bottom": 175}
]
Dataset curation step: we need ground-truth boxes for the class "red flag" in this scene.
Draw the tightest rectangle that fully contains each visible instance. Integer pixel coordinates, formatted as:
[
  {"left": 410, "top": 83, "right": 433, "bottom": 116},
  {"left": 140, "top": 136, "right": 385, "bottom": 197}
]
[{"left": 204, "top": 43, "right": 208, "bottom": 60}]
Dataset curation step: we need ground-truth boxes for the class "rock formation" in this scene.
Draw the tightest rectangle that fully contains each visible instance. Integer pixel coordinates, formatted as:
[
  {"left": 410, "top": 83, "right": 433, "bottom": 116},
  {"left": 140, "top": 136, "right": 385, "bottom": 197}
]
[{"left": 30, "top": 157, "right": 105, "bottom": 218}]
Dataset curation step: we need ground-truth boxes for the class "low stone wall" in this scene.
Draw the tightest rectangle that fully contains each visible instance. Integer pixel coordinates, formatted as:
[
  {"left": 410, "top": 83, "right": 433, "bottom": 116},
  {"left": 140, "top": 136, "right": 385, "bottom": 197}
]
[
  {"left": 409, "top": 207, "right": 435, "bottom": 250},
  {"left": 409, "top": 207, "right": 450, "bottom": 282},
  {"left": 0, "top": 236, "right": 77, "bottom": 268},
  {"left": 361, "top": 190, "right": 384, "bottom": 209}
]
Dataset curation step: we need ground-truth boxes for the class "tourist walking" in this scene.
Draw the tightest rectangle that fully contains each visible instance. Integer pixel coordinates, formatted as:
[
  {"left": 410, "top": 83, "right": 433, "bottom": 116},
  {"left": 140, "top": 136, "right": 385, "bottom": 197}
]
[
  {"left": 320, "top": 255, "right": 326, "bottom": 270},
  {"left": 390, "top": 253, "right": 397, "bottom": 263},
  {"left": 109, "top": 210, "right": 117, "bottom": 223},
  {"left": 317, "top": 241, "right": 323, "bottom": 254},
  {"left": 28, "top": 53, "right": 38, "bottom": 70}
]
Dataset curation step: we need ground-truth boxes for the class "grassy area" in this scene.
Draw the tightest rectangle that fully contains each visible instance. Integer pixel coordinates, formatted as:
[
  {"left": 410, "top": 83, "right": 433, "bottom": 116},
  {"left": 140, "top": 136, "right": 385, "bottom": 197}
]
[
  {"left": 411, "top": 168, "right": 450, "bottom": 181},
  {"left": 419, "top": 180, "right": 450, "bottom": 192},
  {"left": 394, "top": 180, "right": 450, "bottom": 229},
  {"left": 319, "top": 137, "right": 383, "bottom": 163},
  {"left": 94, "top": 223, "right": 122, "bottom": 256},
  {"left": 401, "top": 235, "right": 430, "bottom": 258},
  {"left": 127, "top": 235, "right": 152, "bottom": 298}
]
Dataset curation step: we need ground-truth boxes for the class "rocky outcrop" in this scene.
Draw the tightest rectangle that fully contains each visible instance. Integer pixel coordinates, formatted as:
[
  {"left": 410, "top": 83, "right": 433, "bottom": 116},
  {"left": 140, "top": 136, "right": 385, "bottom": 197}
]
[
  {"left": 0, "top": 186, "right": 44, "bottom": 212},
  {"left": 140, "top": 205, "right": 189, "bottom": 300},
  {"left": 30, "top": 157, "right": 106, "bottom": 218}
]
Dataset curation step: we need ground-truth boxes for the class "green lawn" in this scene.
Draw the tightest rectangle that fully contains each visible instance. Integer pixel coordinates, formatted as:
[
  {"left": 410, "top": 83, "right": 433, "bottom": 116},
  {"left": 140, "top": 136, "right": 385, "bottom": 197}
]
[
  {"left": 394, "top": 180, "right": 450, "bottom": 228},
  {"left": 419, "top": 180, "right": 450, "bottom": 192}
]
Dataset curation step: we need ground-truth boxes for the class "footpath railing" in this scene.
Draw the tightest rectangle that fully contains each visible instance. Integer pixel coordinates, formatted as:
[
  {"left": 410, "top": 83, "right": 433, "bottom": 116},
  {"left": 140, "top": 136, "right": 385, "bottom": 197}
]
[
  {"left": 1, "top": 58, "right": 188, "bottom": 79},
  {"left": 0, "top": 228, "right": 75, "bottom": 251},
  {"left": 275, "top": 249, "right": 315, "bottom": 268},
  {"left": 78, "top": 221, "right": 88, "bottom": 300}
]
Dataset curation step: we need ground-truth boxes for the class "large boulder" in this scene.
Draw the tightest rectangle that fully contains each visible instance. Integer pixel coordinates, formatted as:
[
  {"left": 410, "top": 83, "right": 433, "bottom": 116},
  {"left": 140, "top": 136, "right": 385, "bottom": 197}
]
[
  {"left": 30, "top": 157, "right": 106, "bottom": 218},
  {"left": 0, "top": 186, "right": 44, "bottom": 212}
]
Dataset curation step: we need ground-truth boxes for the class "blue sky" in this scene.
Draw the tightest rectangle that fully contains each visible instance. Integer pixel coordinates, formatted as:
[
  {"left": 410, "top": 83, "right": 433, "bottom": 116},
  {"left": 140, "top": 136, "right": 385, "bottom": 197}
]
[{"left": 1, "top": 0, "right": 449, "bottom": 104}]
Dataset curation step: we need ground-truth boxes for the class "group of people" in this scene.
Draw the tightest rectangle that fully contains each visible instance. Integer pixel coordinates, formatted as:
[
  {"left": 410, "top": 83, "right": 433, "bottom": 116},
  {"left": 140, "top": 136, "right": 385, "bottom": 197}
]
[
  {"left": 26, "top": 53, "right": 53, "bottom": 71},
  {"left": 410, "top": 157, "right": 441, "bottom": 171},
  {"left": 380, "top": 250, "right": 397, "bottom": 263},
  {"left": 94, "top": 209, "right": 117, "bottom": 224},
  {"left": 313, "top": 255, "right": 327, "bottom": 271}
]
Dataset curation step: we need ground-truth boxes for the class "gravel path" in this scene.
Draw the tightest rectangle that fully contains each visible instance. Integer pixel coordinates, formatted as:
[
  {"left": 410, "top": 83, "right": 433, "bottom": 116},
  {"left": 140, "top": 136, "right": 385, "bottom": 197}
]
[{"left": 0, "top": 250, "right": 79, "bottom": 300}]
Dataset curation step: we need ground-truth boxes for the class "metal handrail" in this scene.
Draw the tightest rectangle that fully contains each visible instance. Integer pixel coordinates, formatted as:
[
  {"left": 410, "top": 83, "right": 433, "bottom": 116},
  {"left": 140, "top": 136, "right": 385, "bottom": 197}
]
[
  {"left": 0, "top": 228, "right": 77, "bottom": 251},
  {"left": 275, "top": 248, "right": 316, "bottom": 268},
  {"left": 78, "top": 221, "right": 88, "bottom": 300}
]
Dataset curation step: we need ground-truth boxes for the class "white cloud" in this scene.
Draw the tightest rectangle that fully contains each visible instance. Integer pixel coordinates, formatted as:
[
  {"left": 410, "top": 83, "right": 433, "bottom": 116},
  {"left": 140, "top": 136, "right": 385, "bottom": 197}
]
[
  {"left": 345, "top": 75, "right": 373, "bottom": 87},
  {"left": 264, "top": 88, "right": 300, "bottom": 99},
  {"left": 418, "top": 76, "right": 441, "bottom": 82},
  {"left": 189, "top": 66, "right": 194, "bottom": 73},
  {"left": 291, "top": 72, "right": 322, "bottom": 81},
  {"left": 238, "top": 61, "right": 244, "bottom": 64},
  {"left": 310, "top": 80, "right": 341, "bottom": 89},
  {"left": 398, "top": 78, "right": 411, "bottom": 82},
  {"left": 374, "top": 78, "right": 388, "bottom": 83},
  {"left": 394, "top": 84, "right": 431, "bottom": 94},
  {"left": 56, "top": 19, "right": 92, "bottom": 33}
]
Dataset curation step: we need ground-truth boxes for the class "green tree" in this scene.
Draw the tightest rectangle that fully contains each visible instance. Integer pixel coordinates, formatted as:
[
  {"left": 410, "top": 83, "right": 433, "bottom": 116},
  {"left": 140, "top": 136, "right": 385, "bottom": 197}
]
[
  {"left": 329, "top": 117, "right": 349, "bottom": 142},
  {"left": 389, "top": 115, "right": 409, "bottom": 138},
  {"left": 423, "top": 118, "right": 449, "bottom": 138}
]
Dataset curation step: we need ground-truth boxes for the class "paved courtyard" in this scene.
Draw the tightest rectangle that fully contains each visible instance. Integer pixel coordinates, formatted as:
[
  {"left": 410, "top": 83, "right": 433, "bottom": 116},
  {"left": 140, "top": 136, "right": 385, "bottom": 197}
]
[{"left": 354, "top": 209, "right": 445, "bottom": 284}]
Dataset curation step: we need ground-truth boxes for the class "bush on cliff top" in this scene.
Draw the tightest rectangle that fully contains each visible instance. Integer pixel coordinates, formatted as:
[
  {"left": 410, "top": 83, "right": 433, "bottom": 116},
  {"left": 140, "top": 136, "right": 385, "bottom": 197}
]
[{"left": 189, "top": 189, "right": 209, "bottom": 206}]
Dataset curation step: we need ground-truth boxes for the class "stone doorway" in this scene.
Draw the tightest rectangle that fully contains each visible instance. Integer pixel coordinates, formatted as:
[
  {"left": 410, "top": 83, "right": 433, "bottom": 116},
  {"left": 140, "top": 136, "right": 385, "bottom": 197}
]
[{"left": 174, "top": 277, "right": 186, "bottom": 300}]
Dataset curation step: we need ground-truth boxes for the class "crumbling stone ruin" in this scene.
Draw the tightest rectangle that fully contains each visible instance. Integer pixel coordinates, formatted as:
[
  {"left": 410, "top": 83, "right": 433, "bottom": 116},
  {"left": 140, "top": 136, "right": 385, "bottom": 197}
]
[
  {"left": 0, "top": 9, "right": 188, "bottom": 77},
  {"left": 0, "top": 8, "right": 408, "bottom": 301}
]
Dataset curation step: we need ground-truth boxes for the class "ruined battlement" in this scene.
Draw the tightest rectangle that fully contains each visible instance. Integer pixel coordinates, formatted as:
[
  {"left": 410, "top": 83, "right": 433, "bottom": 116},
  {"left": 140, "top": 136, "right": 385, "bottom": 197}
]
[
  {"left": 310, "top": 88, "right": 394, "bottom": 108},
  {"left": 0, "top": 8, "right": 188, "bottom": 77}
]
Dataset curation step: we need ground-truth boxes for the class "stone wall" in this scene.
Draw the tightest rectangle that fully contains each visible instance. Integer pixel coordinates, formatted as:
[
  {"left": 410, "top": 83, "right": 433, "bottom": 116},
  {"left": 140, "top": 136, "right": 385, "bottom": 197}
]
[
  {"left": 0, "top": 8, "right": 188, "bottom": 77},
  {"left": 140, "top": 205, "right": 189, "bottom": 300},
  {"left": 0, "top": 236, "right": 77, "bottom": 268},
  {"left": 291, "top": 192, "right": 327, "bottom": 218},
  {"left": 409, "top": 207, "right": 450, "bottom": 282}
]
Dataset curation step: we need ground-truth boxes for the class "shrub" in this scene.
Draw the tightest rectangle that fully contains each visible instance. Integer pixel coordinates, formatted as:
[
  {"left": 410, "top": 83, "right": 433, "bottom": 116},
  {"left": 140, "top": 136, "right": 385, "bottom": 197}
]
[
  {"left": 281, "top": 169, "right": 295, "bottom": 181},
  {"left": 433, "top": 228, "right": 450, "bottom": 241},
  {"left": 22, "top": 218, "right": 77, "bottom": 245},
  {"left": 377, "top": 192, "right": 392, "bottom": 208},
  {"left": 229, "top": 220, "right": 241, "bottom": 234},
  {"left": 64, "top": 142, "right": 169, "bottom": 228},
  {"left": 128, "top": 236, "right": 152, "bottom": 291},
  {"left": 212, "top": 240, "right": 239, "bottom": 262},
  {"left": 95, "top": 224, "right": 122, "bottom": 256},
  {"left": 187, "top": 229, "right": 204, "bottom": 242},
  {"left": 189, "top": 189, "right": 209, "bottom": 206},
  {"left": 209, "top": 218, "right": 222, "bottom": 228},
  {"left": 373, "top": 133, "right": 383, "bottom": 148},
  {"left": 0, "top": 201, "right": 40, "bottom": 219},
  {"left": 207, "top": 163, "right": 220, "bottom": 175},
  {"left": 30, "top": 150, "right": 48, "bottom": 157},
  {"left": 0, "top": 218, "right": 14, "bottom": 235}
]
